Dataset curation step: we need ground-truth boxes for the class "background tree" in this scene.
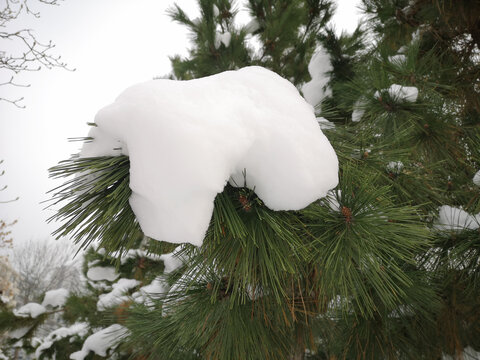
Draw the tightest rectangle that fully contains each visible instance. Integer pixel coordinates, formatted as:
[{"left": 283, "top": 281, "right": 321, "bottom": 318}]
[
  {"left": 0, "top": 0, "right": 69, "bottom": 107},
  {"left": 4, "top": 0, "right": 480, "bottom": 359},
  {"left": 12, "top": 239, "right": 82, "bottom": 305}
]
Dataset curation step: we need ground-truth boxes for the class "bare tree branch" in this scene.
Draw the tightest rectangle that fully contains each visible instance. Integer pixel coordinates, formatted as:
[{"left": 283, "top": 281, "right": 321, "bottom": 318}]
[{"left": 0, "top": 0, "right": 71, "bottom": 108}]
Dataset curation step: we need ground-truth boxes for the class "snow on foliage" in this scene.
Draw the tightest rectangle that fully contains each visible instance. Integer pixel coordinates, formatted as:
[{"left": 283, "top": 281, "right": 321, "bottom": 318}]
[
  {"left": 434, "top": 205, "right": 480, "bottom": 232},
  {"left": 81, "top": 66, "right": 338, "bottom": 246},
  {"left": 34, "top": 323, "right": 89, "bottom": 358},
  {"left": 97, "top": 278, "right": 140, "bottom": 311},
  {"left": 214, "top": 31, "right": 232, "bottom": 49},
  {"left": 386, "top": 161, "right": 404, "bottom": 175},
  {"left": 159, "top": 246, "right": 185, "bottom": 273},
  {"left": 245, "top": 19, "right": 260, "bottom": 33},
  {"left": 86, "top": 266, "right": 119, "bottom": 282},
  {"left": 473, "top": 170, "right": 480, "bottom": 186},
  {"left": 42, "top": 288, "right": 69, "bottom": 308},
  {"left": 301, "top": 47, "right": 332, "bottom": 108},
  {"left": 133, "top": 278, "right": 168, "bottom": 307},
  {"left": 69, "top": 324, "right": 129, "bottom": 360},
  {"left": 13, "top": 303, "right": 46, "bottom": 318},
  {"left": 388, "top": 54, "right": 407, "bottom": 64},
  {"left": 375, "top": 84, "right": 418, "bottom": 103},
  {"left": 352, "top": 99, "right": 367, "bottom": 122}
]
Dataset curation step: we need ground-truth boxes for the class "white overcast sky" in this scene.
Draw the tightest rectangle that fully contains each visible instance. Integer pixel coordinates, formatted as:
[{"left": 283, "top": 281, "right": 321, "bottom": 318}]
[{"left": 0, "top": 0, "right": 362, "bottom": 244}]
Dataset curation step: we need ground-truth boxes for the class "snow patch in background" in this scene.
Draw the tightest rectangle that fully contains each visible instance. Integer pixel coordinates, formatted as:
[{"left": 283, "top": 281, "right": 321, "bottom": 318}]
[
  {"left": 81, "top": 66, "right": 338, "bottom": 246},
  {"left": 86, "top": 266, "right": 119, "bottom": 282},
  {"left": 215, "top": 31, "right": 231, "bottom": 48},
  {"left": 375, "top": 84, "right": 418, "bottom": 103},
  {"left": 13, "top": 303, "right": 46, "bottom": 318},
  {"left": 42, "top": 288, "right": 69, "bottom": 308},
  {"left": 97, "top": 278, "right": 140, "bottom": 311},
  {"left": 69, "top": 324, "right": 128, "bottom": 360},
  {"left": 473, "top": 170, "right": 480, "bottom": 186},
  {"left": 35, "top": 323, "right": 89, "bottom": 359},
  {"left": 434, "top": 205, "right": 480, "bottom": 232},
  {"left": 301, "top": 47, "right": 333, "bottom": 109},
  {"left": 352, "top": 99, "right": 367, "bottom": 122}
]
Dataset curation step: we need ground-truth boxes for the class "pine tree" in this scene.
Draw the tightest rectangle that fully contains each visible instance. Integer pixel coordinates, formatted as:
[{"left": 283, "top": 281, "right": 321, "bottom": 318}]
[{"left": 3, "top": 0, "right": 480, "bottom": 359}]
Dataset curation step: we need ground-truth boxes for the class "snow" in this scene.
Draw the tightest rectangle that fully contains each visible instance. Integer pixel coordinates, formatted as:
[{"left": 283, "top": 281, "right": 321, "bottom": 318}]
[
  {"left": 86, "top": 266, "right": 119, "bottom": 282},
  {"left": 213, "top": 4, "right": 219, "bottom": 17},
  {"left": 97, "top": 278, "right": 140, "bottom": 311},
  {"left": 214, "top": 31, "right": 232, "bottom": 48},
  {"left": 388, "top": 54, "right": 407, "bottom": 64},
  {"left": 473, "top": 170, "right": 480, "bottom": 186},
  {"left": 80, "top": 67, "right": 338, "bottom": 246},
  {"left": 7, "top": 326, "right": 32, "bottom": 339},
  {"left": 80, "top": 67, "right": 338, "bottom": 247},
  {"left": 113, "top": 248, "right": 162, "bottom": 265},
  {"left": 69, "top": 324, "right": 129, "bottom": 360},
  {"left": 160, "top": 246, "right": 185, "bottom": 273},
  {"left": 434, "top": 205, "right": 480, "bottom": 232},
  {"left": 13, "top": 303, "right": 46, "bottom": 318},
  {"left": 42, "top": 288, "right": 69, "bottom": 308},
  {"left": 301, "top": 47, "right": 333, "bottom": 108},
  {"left": 375, "top": 84, "right": 418, "bottom": 103},
  {"left": 0, "top": 349, "right": 7, "bottom": 360},
  {"left": 245, "top": 19, "right": 260, "bottom": 33},
  {"left": 133, "top": 277, "right": 167, "bottom": 306},
  {"left": 35, "top": 323, "right": 89, "bottom": 358},
  {"left": 352, "top": 99, "right": 366, "bottom": 122},
  {"left": 386, "top": 161, "right": 404, "bottom": 175},
  {"left": 316, "top": 117, "right": 335, "bottom": 130}
]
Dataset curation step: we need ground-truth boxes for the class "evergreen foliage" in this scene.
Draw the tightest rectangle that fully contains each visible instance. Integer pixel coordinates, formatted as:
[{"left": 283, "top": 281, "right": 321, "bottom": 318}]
[{"left": 2, "top": 0, "right": 480, "bottom": 359}]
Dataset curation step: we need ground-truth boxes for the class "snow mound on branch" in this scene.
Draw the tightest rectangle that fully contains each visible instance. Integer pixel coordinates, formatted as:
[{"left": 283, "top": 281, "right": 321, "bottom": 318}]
[
  {"left": 13, "top": 303, "right": 46, "bottom": 318},
  {"left": 97, "top": 278, "right": 140, "bottom": 311},
  {"left": 69, "top": 324, "right": 129, "bottom": 360},
  {"left": 42, "top": 288, "right": 69, "bottom": 308},
  {"left": 133, "top": 277, "right": 168, "bottom": 306},
  {"left": 35, "top": 322, "right": 89, "bottom": 358},
  {"left": 86, "top": 266, "right": 119, "bottom": 282},
  {"left": 434, "top": 205, "right": 480, "bottom": 232},
  {"left": 160, "top": 246, "right": 186, "bottom": 273},
  {"left": 301, "top": 47, "right": 332, "bottom": 109},
  {"left": 81, "top": 66, "right": 338, "bottom": 246},
  {"left": 375, "top": 84, "right": 418, "bottom": 103},
  {"left": 215, "top": 31, "right": 231, "bottom": 48},
  {"left": 473, "top": 170, "right": 480, "bottom": 186}
]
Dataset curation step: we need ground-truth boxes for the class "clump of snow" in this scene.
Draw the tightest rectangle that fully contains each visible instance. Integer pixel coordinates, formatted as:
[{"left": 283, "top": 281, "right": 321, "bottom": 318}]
[
  {"left": 213, "top": 4, "right": 219, "bottom": 17},
  {"left": 316, "top": 117, "right": 335, "bottom": 130},
  {"left": 97, "top": 278, "right": 140, "bottom": 311},
  {"left": 351, "top": 99, "right": 367, "bottom": 122},
  {"left": 7, "top": 326, "right": 32, "bottom": 339},
  {"left": 214, "top": 31, "right": 232, "bottom": 48},
  {"left": 386, "top": 161, "right": 404, "bottom": 175},
  {"left": 388, "top": 54, "right": 406, "bottom": 64},
  {"left": 35, "top": 323, "right": 89, "bottom": 358},
  {"left": 133, "top": 277, "right": 167, "bottom": 306},
  {"left": 160, "top": 246, "right": 185, "bottom": 273},
  {"left": 245, "top": 19, "right": 260, "bottom": 33},
  {"left": 113, "top": 249, "right": 162, "bottom": 265},
  {"left": 42, "top": 288, "right": 69, "bottom": 308},
  {"left": 375, "top": 84, "right": 418, "bottom": 103},
  {"left": 13, "top": 303, "right": 46, "bottom": 318},
  {"left": 69, "top": 324, "right": 129, "bottom": 360},
  {"left": 81, "top": 66, "right": 338, "bottom": 247},
  {"left": 473, "top": 170, "right": 480, "bottom": 186},
  {"left": 86, "top": 266, "right": 119, "bottom": 282},
  {"left": 88, "top": 280, "right": 112, "bottom": 291},
  {"left": 434, "top": 205, "right": 480, "bottom": 232},
  {"left": 301, "top": 47, "right": 333, "bottom": 108}
]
